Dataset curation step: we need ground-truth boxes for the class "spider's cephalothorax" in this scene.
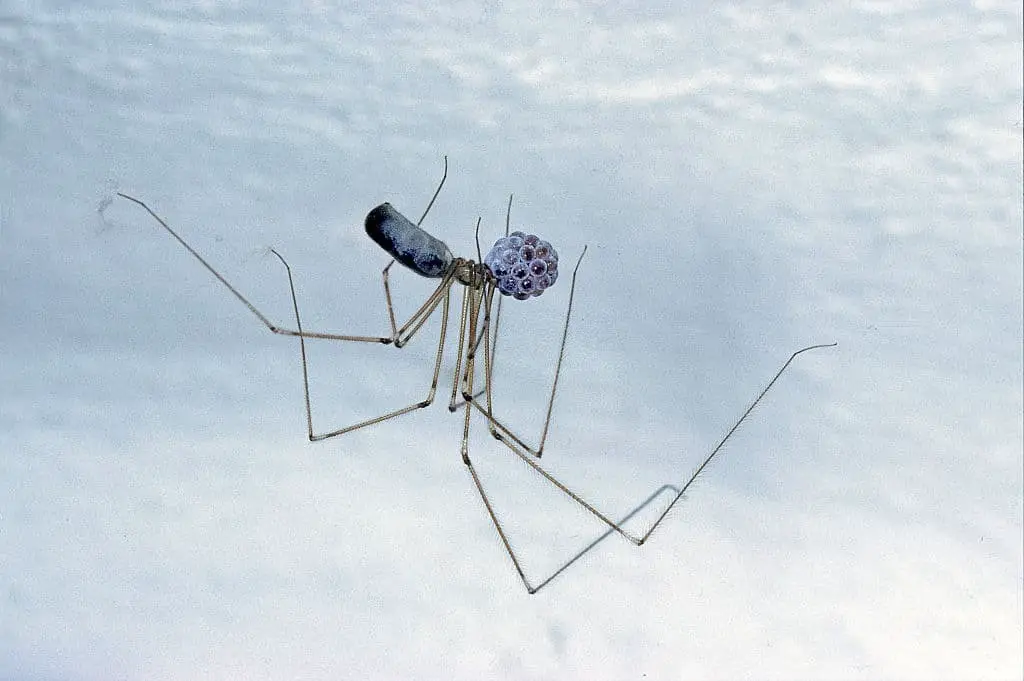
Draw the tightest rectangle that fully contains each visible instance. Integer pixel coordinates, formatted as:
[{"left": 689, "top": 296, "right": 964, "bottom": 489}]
[{"left": 450, "top": 258, "right": 491, "bottom": 289}]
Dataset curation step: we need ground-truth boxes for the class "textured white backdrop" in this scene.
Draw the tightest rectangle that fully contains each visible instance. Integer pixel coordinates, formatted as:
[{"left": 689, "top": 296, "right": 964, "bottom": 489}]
[{"left": 1, "top": 1, "right": 1021, "bottom": 679}]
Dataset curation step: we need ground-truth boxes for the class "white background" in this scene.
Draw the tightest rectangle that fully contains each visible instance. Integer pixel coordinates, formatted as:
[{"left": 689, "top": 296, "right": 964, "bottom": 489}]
[{"left": 1, "top": 1, "right": 1021, "bottom": 679}]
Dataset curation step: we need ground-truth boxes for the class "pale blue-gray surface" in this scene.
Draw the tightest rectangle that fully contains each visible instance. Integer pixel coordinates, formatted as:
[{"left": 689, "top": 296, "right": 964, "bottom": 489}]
[{"left": 1, "top": 1, "right": 1021, "bottom": 679}]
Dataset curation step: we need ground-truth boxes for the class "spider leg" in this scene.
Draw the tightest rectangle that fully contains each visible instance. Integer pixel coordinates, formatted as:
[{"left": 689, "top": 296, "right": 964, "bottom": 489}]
[
  {"left": 116, "top": 193, "right": 448, "bottom": 346},
  {"left": 468, "top": 336, "right": 835, "bottom": 592},
  {"left": 115, "top": 192, "right": 458, "bottom": 440},
  {"left": 466, "top": 246, "right": 588, "bottom": 458},
  {"left": 273, "top": 249, "right": 454, "bottom": 441},
  {"left": 454, "top": 282, "right": 538, "bottom": 590},
  {"left": 449, "top": 195, "right": 512, "bottom": 412},
  {"left": 529, "top": 484, "right": 681, "bottom": 594}
]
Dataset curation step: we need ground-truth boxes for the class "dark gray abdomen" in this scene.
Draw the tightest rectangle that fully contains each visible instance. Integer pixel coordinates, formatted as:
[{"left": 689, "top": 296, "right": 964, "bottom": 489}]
[{"left": 364, "top": 203, "right": 454, "bottom": 278}]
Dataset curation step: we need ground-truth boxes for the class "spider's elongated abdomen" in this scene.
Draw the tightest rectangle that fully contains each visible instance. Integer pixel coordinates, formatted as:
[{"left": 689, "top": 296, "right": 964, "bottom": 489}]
[{"left": 365, "top": 203, "right": 454, "bottom": 278}]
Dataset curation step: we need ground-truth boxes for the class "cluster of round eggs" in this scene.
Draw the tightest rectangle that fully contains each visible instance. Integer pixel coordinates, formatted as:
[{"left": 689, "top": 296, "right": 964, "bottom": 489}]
[{"left": 483, "top": 231, "right": 559, "bottom": 299}]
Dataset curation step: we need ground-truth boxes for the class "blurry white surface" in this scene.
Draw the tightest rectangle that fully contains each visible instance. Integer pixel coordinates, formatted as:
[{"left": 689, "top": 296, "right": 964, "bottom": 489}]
[{"left": 1, "top": 1, "right": 1021, "bottom": 679}]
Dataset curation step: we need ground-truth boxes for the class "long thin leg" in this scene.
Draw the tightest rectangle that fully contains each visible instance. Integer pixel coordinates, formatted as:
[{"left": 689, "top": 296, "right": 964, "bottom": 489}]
[
  {"left": 469, "top": 340, "right": 835, "bottom": 592},
  {"left": 272, "top": 248, "right": 455, "bottom": 441},
  {"left": 459, "top": 285, "right": 483, "bottom": 463},
  {"left": 114, "top": 193, "right": 447, "bottom": 349},
  {"left": 456, "top": 283, "right": 540, "bottom": 591},
  {"left": 416, "top": 155, "right": 447, "bottom": 227},
  {"left": 475, "top": 197, "right": 511, "bottom": 405},
  {"left": 114, "top": 192, "right": 458, "bottom": 439},
  {"left": 634, "top": 343, "right": 836, "bottom": 542},
  {"left": 446, "top": 272, "right": 478, "bottom": 412},
  {"left": 471, "top": 246, "right": 588, "bottom": 458},
  {"left": 458, "top": 277, "right": 668, "bottom": 593},
  {"left": 448, "top": 196, "right": 512, "bottom": 413},
  {"left": 484, "top": 194, "right": 513, "bottom": 389}
]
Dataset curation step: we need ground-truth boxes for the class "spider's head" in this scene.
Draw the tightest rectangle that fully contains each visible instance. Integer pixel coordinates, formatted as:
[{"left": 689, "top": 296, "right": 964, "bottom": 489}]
[{"left": 483, "top": 231, "right": 559, "bottom": 300}]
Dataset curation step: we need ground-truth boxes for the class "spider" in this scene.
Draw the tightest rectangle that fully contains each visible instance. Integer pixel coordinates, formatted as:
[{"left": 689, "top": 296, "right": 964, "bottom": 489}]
[{"left": 112, "top": 158, "right": 834, "bottom": 593}]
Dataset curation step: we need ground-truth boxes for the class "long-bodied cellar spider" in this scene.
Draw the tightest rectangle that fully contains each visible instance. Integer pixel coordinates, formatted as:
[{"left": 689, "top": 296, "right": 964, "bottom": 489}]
[{"left": 110, "top": 158, "right": 834, "bottom": 593}]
